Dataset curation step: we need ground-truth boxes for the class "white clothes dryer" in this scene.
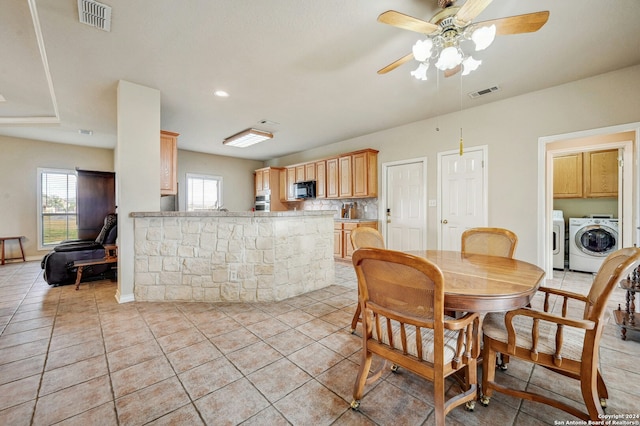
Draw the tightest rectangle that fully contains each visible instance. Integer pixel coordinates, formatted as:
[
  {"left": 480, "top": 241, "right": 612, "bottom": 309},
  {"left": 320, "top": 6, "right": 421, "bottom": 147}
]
[
  {"left": 569, "top": 218, "right": 619, "bottom": 273},
  {"left": 552, "top": 210, "right": 565, "bottom": 270}
]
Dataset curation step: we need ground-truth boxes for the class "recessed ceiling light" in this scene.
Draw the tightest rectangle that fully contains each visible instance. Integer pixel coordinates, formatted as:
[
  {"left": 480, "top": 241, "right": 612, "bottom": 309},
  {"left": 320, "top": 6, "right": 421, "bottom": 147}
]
[
  {"left": 78, "top": 129, "right": 93, "bottom": 135},
  {"left": 214, "top": 90, "right": 229, "bottom": 97}
]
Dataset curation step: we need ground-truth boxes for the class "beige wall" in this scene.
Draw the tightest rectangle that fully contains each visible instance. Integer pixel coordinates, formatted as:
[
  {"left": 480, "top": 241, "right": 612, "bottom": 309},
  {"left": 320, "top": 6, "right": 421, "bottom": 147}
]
[
  {"left": 0, "top": 136, "right": 114, "bottom": 259},
  {"left": 176, "top": 149, "right": 264, "bottom": 212},
  {"left": 0, "top": 137, "right": 264, "bottom": 261},
  {"left": 267, "top": 65, "right": 640, "bottom": 263}
]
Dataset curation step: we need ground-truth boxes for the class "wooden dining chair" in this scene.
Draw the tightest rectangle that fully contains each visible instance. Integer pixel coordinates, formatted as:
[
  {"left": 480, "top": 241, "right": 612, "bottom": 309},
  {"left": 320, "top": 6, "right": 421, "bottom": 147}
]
[
  {"left": 349, "top": 227, "right": 385, "bottom": 333},
  {"left": 480, "top": 247, "right": 640, "bottom": 421},
  {"left": 350, "top": 247, "right": 480, "bottom": 426},
  {"left": 461, "top": 227, "right": 518, "bottom": 258},
  {"left": 460, "top": 227, "right": 519, "bottom": 368}
]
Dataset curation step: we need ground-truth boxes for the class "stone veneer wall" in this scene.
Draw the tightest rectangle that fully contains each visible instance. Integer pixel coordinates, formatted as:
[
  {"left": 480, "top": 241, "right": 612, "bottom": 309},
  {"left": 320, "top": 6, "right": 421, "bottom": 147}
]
[{"left": 132, "top": 212, "right": 335, "bottom": 302}]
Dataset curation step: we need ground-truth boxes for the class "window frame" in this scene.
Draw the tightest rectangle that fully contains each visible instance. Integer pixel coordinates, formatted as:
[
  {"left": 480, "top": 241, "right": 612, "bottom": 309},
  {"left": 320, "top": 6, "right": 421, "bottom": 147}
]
[
  {"left": 37, "top": 167, "right": 78, "bottom": 250},
  {"left": 185, "top": 172, "right": 224, "bottom": 211}
]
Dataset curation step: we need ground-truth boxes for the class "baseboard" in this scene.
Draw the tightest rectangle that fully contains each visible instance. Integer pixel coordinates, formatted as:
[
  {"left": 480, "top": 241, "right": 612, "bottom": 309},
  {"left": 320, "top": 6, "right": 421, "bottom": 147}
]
[{"left": 115, "top": 290, "right": 135, "bottom": 304}]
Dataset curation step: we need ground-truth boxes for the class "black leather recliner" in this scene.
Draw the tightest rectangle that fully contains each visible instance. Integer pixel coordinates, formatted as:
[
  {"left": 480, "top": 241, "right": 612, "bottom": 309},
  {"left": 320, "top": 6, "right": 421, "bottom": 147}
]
[{"left": 41, "top": 213, "right": 117, "bottom": 286}]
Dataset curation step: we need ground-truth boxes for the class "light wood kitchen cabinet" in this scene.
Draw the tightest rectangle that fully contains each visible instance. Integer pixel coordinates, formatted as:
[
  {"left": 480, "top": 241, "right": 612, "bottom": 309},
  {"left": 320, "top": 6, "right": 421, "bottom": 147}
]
[
  {"left": 326, "top": 158, "right": 339, "bottom": 198},
  {"left": 334, "top": 220, "right": 378, "bottom": 260},
  {"left": 338, "top": 156, "right": 353, "bottom": 198},
  {"left": 315, "top": 160, "right": 326, "bottom": 199},
  {"left": 284, "top": 167, "right": 297, "bottom": 201},
  {"left": 353, "top": 149, "right": 378, "bottom": 197},
  {"left": 160, "top": 130, "right": 179, "bottom": 195},
  {"left": 271, "top": 148, "right": 378, "bottom": 201},
  {"left": 254, "top": 167, "right": 288, "bottom": 210},
  {"left": 305, "top": 163, "right": 315, "bottom": 181},
  {"left": 553, "top": 150, "right": 618, "bottom": 199},
  {"left": 333, "top": 222, "right": 343, "bottom": 257},
  {"left": 553, "top": 153, "right": 582, "bottom": 198},
  {"left": 255, "top": 167, "right": 285, "bottom": 196},
  {"left": 295, "top": 165, "right": 305, "bottom": 183},
  {"left": 584, "top": 150, "right": 618, "bottom": 197}
]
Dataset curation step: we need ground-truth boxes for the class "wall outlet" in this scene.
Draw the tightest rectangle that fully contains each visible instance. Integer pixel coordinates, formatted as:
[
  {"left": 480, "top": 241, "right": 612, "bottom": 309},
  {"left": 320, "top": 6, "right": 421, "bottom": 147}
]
[{"left": 229, "top": 270, "right": 238, "bottom": 281}]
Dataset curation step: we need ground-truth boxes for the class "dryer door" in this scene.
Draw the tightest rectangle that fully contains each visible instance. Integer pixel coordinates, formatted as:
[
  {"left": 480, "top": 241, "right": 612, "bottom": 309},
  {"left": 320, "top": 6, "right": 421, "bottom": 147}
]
[{"left": 574, "top": 225, "right": 618, "bottom": 257}]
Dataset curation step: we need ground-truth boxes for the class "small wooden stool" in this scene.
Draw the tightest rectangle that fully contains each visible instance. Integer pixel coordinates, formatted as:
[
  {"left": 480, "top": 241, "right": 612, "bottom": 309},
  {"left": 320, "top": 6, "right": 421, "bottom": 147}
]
[
  {"left": 0, "top": 236, "right": 26, "bottom": 265},
  {"left": 73, "top": 245, "right": 118, "bottom": 290}
]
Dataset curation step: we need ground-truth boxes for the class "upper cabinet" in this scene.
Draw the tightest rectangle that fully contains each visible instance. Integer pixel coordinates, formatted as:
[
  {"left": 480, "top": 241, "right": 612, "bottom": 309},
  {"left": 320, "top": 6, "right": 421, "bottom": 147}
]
[
  {"left": 553, "top": 153, "right": 583, "bottom": 198},
  {"left": 584, "top": 150, "right": 618, "bottom": 197},
  {"left": 352, "top": 149, "right": 378, "bottom": 198},
  {"left": 276, "top": 148, "right": 378, "bottom": 200},
  {"left": 553, "top": 149, "right": 618, "bottom": 199},
  {"left": 160, "top": 130, "right": 179, "bottom": 195},
  {"left": 315, "top": 160, "right": 326, "bottom": 199}
]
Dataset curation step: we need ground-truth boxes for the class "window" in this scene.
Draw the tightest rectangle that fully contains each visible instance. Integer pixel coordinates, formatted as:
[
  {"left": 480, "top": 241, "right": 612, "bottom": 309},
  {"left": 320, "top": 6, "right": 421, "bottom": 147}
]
[
  {"left": 186, "top": 173, "right": 223, "bottom": 211},
  {"left": 37, "top": 168, "right": 77, "bottom": 248}
]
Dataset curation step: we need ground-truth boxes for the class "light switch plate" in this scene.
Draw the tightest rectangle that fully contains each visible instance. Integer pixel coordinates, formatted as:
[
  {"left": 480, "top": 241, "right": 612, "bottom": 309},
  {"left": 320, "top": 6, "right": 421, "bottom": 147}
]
[{"left": 428, "top": 199, "right": 437, "bottom": 207}]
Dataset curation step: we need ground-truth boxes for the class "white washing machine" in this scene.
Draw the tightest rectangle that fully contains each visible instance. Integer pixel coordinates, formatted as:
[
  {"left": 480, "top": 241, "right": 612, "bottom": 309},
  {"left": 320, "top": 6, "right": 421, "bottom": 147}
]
[
  {"left": 569, "top": 218, "right": 619, "bottom": 273},
  {"left": 552, "top": 210, "right": 565, "bottom": 270}
]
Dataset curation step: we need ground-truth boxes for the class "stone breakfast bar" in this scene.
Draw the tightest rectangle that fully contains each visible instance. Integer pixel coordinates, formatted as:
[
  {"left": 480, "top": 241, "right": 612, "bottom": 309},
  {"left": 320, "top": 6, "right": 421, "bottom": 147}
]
[{"left": 130, "top": 210, "right": 336, "bottom": 302}]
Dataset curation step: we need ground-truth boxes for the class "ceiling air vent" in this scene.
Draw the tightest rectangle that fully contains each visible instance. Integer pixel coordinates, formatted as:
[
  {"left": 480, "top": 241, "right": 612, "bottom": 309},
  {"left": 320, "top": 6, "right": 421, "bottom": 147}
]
[
  {"left": 468, "top": 86, "right": 500, "bottom": 99},
  {"left": 78, "top": 0, "right": 111, "bottom": 32}
]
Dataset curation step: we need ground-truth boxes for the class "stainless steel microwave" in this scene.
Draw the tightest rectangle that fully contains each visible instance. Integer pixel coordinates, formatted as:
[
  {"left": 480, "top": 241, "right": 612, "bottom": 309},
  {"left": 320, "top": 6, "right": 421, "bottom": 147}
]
[{"left": 294, "top": 180, "right": 316, "bottom": 199}]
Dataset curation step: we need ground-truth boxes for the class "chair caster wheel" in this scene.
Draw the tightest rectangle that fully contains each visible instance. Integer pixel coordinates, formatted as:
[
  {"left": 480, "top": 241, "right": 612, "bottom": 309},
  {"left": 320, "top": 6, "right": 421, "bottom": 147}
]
[
  {"left": 600, "top": 398, "right": 607, "bottom": 409},
  {"left": 350, "top": 400, "right": 360, "bottom": 410},
  {"left": 465, "top": 401, "right": 475, "bottom": 411},
  {"left": 391, "top": 364, "right": 399, "bottom": 373},
  {"left": 480, "top": 395, "right": 490, "bottom": 407},
  {"left": 498, "top": 363, "right": 508, "bottom": 371}
]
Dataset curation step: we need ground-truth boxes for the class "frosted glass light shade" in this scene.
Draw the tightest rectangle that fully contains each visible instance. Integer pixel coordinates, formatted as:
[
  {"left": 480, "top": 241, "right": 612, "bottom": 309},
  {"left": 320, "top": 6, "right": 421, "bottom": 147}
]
[
  {"left": 435, "top": 46, "right": 463, "bottom": 70},
  {"left": 410, "top": 63, "right": 429, "bottom": 80},
  {"left": 462, "top": 56, "right": 482, "bottom": 75},
  {"left": 472, "top": 24, "right": 496, "bottom": 51},
  {"left": 412, "top": 39, "right": 433, "bottom": 62}
]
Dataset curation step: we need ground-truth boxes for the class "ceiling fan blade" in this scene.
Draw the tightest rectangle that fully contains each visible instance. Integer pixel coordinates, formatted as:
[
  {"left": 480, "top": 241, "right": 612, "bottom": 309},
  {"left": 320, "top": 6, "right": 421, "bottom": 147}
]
[
  {"left": 454, "top": 0, "right": 493, "bottom": 26},
  {"left": 378, "top": 10, "right": 440, "bottom": 35},
  {"left": 475, "top": 11, "right": 550, "bottom": 36},
  {"left": 378, "top": 53, "right": 414, "bottom": 75}
]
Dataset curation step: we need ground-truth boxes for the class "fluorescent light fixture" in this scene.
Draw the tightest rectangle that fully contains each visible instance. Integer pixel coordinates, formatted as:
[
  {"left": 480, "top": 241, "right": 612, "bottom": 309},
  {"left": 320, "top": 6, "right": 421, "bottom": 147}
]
[
  {"left": 0, "top": 94, "right": 6, "bottom": 102},
  {"left": 223, "top": 128, "right": 273, "bottom": 148},
  {"left": 213, "top": 90, "right": 229, "bottom": 97}
]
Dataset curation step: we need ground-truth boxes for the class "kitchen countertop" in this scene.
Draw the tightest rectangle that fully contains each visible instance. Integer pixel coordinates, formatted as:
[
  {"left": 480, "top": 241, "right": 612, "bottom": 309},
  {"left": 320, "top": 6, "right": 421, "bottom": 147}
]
[
  {"left": 131, "top": 210, "right": 336, "bottom": 218},
  {"left": 334, "top": 218, "right": 378, "bottom": 222}
]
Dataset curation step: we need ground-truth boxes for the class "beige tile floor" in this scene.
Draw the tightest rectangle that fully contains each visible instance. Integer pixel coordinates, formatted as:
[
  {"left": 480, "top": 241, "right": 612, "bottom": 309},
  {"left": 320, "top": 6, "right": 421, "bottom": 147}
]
[{"left": 0, "top": 260, "right": 639, "bottom": 425}]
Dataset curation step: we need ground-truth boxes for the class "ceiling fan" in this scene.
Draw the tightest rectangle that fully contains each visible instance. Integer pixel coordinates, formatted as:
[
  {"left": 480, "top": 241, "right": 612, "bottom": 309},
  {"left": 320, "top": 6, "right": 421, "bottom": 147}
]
[{"left": 377, "top": 0, "right": 549, "bottom": 79}]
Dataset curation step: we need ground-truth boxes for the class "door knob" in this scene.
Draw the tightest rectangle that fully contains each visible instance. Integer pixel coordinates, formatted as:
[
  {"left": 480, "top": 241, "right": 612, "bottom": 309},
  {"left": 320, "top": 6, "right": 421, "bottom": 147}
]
[{"left": 442, "top": 219, "right": 448, "bottom": 224}]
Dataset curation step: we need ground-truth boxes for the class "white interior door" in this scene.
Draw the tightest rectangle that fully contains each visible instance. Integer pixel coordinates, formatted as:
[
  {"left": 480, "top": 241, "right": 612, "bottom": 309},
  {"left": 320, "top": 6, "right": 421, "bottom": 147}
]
[
  {"left": 438, "top": 147, "right": 487, "bottom": 250},
  {"left": 384, "top": 159, "right": 427, "bottom": 251}
]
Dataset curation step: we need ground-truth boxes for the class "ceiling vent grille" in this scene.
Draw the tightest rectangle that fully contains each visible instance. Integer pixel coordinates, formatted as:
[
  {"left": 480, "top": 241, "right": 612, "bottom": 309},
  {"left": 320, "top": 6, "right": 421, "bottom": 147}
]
[
  {"left": 468, "top": 85, "right": 500, "bottom": 99},
  {"left": 78, "top": 0, "right": 111, "bottom": 31}
]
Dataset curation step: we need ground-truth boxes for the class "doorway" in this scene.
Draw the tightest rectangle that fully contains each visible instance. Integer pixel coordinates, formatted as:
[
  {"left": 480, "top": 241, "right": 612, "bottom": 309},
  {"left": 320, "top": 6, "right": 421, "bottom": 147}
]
[
  {"left": 538, "top": 123, "right": 639, "bottom": 277},
  {"left": 381, "top": 158, "right": 427, "bottom": 251},
  {"left": 437, "top": 145, "right": 488, "bottom": 251}
]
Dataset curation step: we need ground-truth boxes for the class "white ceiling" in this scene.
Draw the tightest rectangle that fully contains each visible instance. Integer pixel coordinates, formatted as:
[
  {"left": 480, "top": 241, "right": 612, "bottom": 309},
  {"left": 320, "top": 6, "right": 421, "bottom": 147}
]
[{"left": 1, "top": 0, "right": 639, "bottom": 161}]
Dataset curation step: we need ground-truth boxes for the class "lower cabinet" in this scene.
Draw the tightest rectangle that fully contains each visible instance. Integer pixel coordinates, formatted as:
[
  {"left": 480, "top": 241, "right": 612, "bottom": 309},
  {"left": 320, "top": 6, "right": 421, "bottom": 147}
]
[{"left": 334, "top": 221, "right": 378, "bottom": 260}]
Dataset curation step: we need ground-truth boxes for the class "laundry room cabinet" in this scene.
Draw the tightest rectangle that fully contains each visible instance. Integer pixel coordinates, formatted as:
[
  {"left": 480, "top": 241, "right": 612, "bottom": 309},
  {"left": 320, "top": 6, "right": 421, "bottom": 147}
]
[{"left": 553, "top": 149, "right": 618, "bottom": 198}]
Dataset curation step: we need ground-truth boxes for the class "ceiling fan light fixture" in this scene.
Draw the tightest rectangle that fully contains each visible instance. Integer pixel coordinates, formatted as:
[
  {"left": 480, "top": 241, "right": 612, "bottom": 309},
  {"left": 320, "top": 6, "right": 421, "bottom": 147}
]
[
  {"left": 471, "top": 24, "right": 496, "bottom": 51},
  {"left": 462, "top": 56, "right": 482, "bottom": 75},
  {"left": 410, "top": 62, "right": 429, "bottom": 80},
  {"left": 223, "top": 128, "right": 273, "bottom": 148},
  {"left": 412, "top": 39, "right": 433, "bottom": 62},
  {"left": 435, "top": 45, "right": 463, "bottom": 70}
]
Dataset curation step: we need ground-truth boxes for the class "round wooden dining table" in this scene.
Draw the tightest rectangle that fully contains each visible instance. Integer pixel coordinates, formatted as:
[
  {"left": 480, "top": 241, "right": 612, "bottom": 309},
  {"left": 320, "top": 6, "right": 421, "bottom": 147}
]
[{"left": 405, "top": 250, "right": 546, "bottom": 313}]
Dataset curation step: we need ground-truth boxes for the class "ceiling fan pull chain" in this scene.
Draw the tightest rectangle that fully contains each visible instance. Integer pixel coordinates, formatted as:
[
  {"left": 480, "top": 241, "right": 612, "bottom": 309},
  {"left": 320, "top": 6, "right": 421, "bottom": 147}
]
[{"left": 459, "top": 128, "right": 464, "bottom": 156}]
